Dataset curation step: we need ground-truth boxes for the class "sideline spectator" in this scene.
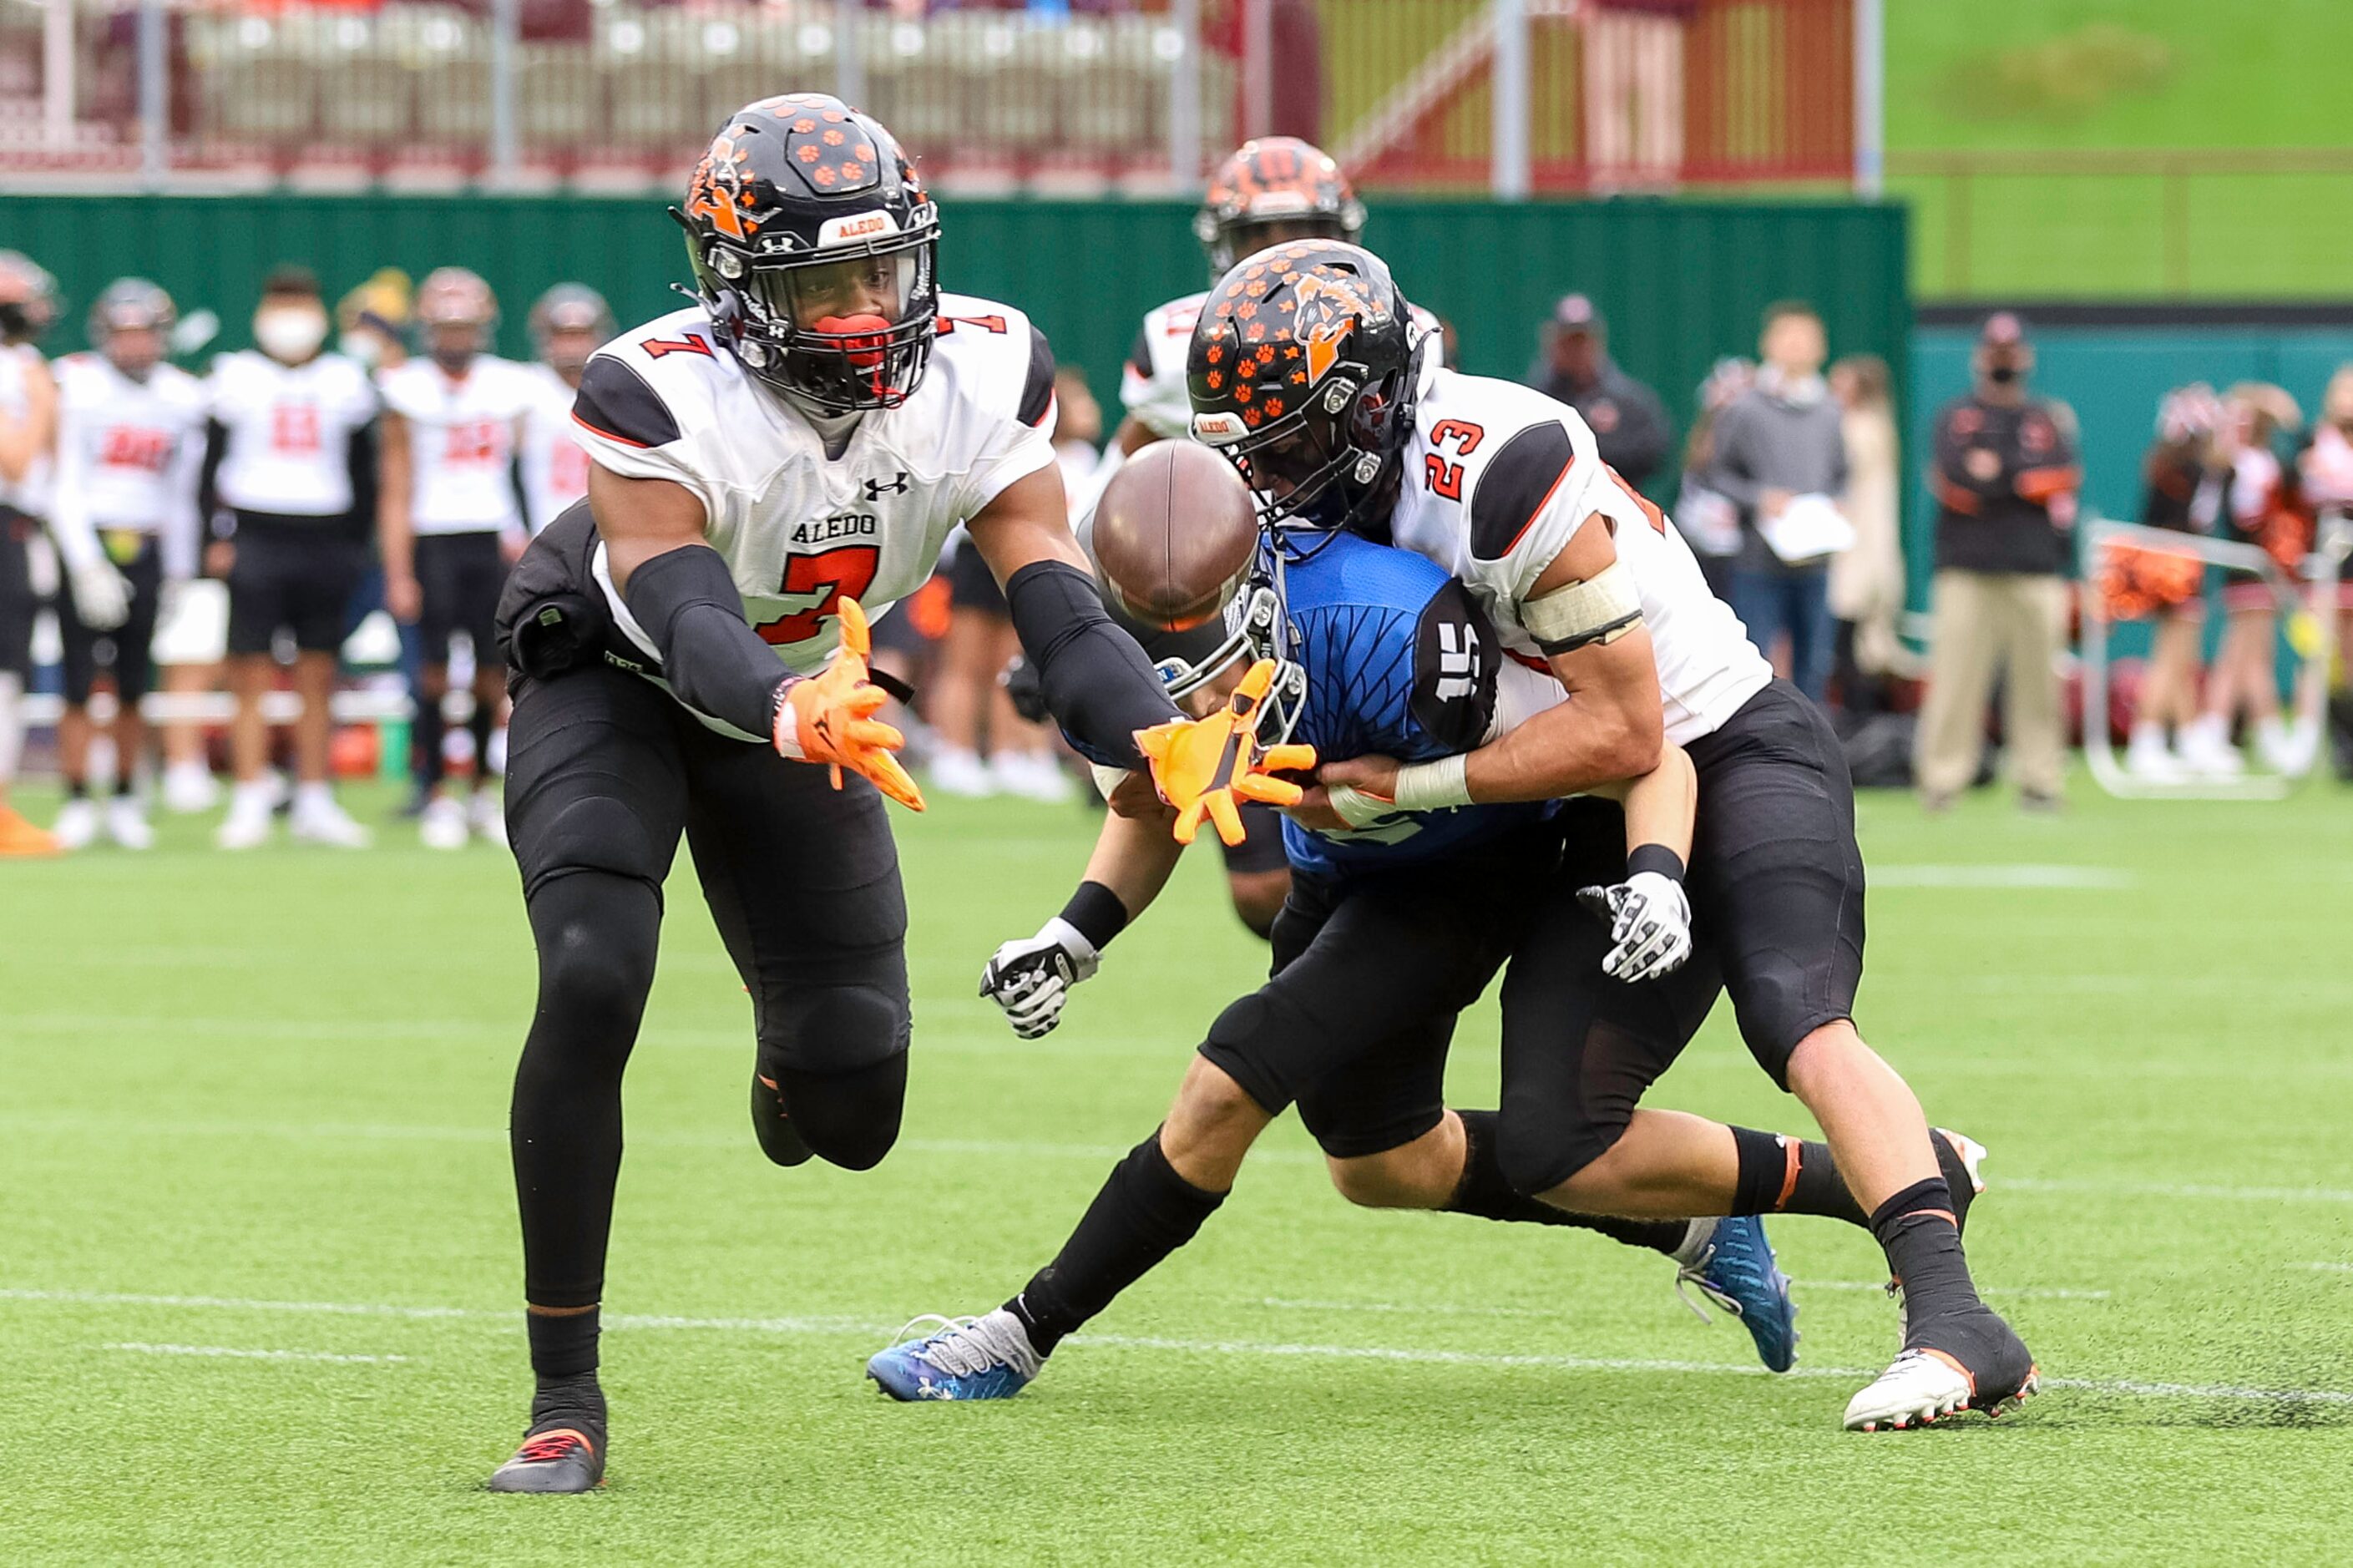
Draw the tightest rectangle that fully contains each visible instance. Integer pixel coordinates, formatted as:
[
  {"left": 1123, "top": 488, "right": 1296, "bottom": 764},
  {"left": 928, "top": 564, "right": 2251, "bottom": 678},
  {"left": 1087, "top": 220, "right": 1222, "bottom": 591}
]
[
  {"left": 1913, "top": 311, "right": 2079, "bottom": 812},
  {"left": 1531, "top": 294, "right": 1670, "bottom": 487},
  {"left": 377, "top": 267, "right": 533, "bottom": 850},
  {"left": 519, "top": 283, "right": 611, "bottom": 537},
  {"left": 1669, "top": 355, "right": 1750, "bottom": 599},
  {"left": 1581, "top": 0, "right": 1698, "bottom": 191},
  {"left": 0, "top": 251, "right": 58, "bottom": 855},
  {"left": 1706, "top": 300, "right": 1847, "bottom": 703},
  {"left": 2108, "top": 383, "right": 2221, "bottom": 781},
  {"left": 45, "top": 281, "right": 205, "bottom": 851},
  {"left": 1828, "top": 353, "right": 1905, "bottom": 716},
  {"left": 206, "top": 266, "right": 379, "bottom": 849},
  {"left": 2181, "top": 383, "right": 2309, "bottom": 777},
  {"left": 2299, "top": 366, "right": 2353, "bottom": 776}
]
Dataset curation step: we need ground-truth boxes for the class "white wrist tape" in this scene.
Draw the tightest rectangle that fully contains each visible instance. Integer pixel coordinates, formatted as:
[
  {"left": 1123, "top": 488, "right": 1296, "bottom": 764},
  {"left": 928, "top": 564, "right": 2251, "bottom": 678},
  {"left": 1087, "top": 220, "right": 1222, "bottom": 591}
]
[
  {"left": 1090, "top": 762, "right": 1132, "bottom": 802},
  {"left": 1391, "top": 755, "right": 1472, "bottom": 813},
  {"left": 1521, "top": 559, "right": 1642, "bottom": 655},
  {"left": 1326, "top": 783, "right": 1401, "bottom": 828}
]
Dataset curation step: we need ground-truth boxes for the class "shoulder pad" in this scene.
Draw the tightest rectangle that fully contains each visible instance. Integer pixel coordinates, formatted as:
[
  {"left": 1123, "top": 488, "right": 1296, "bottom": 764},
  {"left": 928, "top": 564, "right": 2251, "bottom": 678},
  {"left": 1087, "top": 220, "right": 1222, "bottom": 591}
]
[
  {"left": 934, "top": 295, "right": 1055, "bottom": 429},
  {"left": 1467, "top": 419, "right": 1577, "bottom": 562},
  {"left": 574, "top": 355, "right": 683, "bottom": 450}
]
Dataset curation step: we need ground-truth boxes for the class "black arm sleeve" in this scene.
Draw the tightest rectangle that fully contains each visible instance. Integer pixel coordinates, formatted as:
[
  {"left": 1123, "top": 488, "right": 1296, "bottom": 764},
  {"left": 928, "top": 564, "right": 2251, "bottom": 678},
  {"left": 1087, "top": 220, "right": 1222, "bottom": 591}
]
[
  {"left": 620, "top": 544, "right": 792, "bottom": 741},
  {"left": 1003, "top": 558, "right": 1182, "bottom": 770},
  {"left": 197, "top": 417, "right": 230, "bottom": 534}
]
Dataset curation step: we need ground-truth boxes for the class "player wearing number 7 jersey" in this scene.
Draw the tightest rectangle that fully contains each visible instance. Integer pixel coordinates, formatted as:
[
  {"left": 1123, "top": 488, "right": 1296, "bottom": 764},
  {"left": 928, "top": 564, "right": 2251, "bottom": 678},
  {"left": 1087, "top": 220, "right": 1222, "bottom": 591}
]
[{"left": 480, "top": 94, "right": 1280, "bottom": 1495}]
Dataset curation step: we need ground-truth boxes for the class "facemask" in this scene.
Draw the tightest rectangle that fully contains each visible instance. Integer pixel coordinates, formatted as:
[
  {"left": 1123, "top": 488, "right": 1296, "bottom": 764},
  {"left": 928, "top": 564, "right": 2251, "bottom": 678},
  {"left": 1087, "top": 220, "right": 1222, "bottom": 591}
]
[
  {"left": 340, "top": 331, "right": 382, "bottom": 370},
  {"left": 1987, "top": 362, "right": 2021, "bottom": 385},
  {"left": 255, "top": 306, "right": 328, "bottom": 363}
]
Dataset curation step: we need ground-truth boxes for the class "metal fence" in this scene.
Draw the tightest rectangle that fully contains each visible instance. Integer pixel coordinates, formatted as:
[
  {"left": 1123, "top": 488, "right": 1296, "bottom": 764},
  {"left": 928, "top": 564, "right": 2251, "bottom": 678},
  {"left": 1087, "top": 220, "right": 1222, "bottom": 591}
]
[{"left": 0, "top": 0, "right": 1861, "bottom": 194}]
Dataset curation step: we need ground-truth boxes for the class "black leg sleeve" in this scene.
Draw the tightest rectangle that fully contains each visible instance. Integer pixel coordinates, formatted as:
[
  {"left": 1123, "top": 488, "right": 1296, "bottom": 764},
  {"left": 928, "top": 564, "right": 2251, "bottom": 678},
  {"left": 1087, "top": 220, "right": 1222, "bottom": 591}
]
[
  {"left": 511, "top": 870, "right": 660, "bottom": 1311},
  {"left": 1004, "top": 1130, "right": 1224, "bottom": 1356},
  {"left": 1445, "top": 1110, "right": 1689, "bottom": 1255},
  {"left": 1004, "top": 559, "right": 1182, "bottom": 769}
]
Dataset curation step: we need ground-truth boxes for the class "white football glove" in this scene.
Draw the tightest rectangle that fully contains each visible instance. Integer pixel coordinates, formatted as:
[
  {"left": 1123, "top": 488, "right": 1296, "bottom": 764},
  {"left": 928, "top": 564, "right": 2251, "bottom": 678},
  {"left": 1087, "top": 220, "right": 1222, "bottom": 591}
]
[
  {"left": 69, "top": 559, "right": 132, "bottom": 631},
  {"left": 979, "top": 916, "right": 1101, "bottom": 1039},
  {"left": 1576, "top": 870, "right": 1693, "bottom": 984}
]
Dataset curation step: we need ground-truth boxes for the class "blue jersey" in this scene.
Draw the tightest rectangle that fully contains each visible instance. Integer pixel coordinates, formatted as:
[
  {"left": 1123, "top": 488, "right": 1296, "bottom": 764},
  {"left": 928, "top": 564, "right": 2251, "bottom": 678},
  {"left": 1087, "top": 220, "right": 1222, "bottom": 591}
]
[{"left": 1277, "top": 531, "right": 1553, "bottom": 880}]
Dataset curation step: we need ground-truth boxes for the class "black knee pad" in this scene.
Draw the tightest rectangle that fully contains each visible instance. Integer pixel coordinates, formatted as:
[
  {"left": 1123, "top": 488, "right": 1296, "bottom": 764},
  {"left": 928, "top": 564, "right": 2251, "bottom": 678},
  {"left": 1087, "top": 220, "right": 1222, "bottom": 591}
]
[
  {"left": 1496, "top": 1017, "right": 1654, "bottom": 1197},
  {"left": 526, "top": 872, "right": 661, "bottom": 1065},
  {"left": 766, "top": 1052, "right": 908, "bottom": 1172},
  {"left": 519, "top": 795, "right": 671, "bottom": 898}
]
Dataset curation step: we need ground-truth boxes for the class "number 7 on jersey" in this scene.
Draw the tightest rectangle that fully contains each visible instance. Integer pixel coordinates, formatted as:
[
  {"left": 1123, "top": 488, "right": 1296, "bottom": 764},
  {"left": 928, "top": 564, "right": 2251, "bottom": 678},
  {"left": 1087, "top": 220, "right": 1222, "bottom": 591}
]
[{"left": 757, "top": 545, "right": 883, "bottom": 645}]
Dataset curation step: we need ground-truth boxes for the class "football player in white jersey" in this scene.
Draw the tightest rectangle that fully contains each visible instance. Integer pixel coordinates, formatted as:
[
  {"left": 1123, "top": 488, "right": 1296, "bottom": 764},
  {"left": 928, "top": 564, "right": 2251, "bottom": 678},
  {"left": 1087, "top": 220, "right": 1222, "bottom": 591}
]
[
  {"left": 1187, "top": 241, "right": 2037, "bottom": 1431},
  {"left": 205, "top": 266, "right": 379, "bottom": 849},
  {"left": 479, "top": 95, "right": 1291, "bottom": 1494},
  {"left": 519, "top": 283, "right": 610, "bottom": 537},
  {"left": 0, "top": 251, "right": 59, "bottom": 855},
  {"left": 1096, "top": 137, "right": 1437, "bottom": 932},
  {"left": 377, "top": 267, "right": 535, "bottom": 849},
  {"left": 45, "top": 281, "right": 206, "bottom": 849}
]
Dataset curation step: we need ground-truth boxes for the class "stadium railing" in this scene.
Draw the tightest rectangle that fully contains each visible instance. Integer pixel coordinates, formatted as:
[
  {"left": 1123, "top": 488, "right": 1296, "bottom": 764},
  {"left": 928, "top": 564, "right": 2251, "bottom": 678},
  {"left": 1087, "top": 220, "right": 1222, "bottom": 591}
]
[{"left": 0, "top": 0, "right": 1855, "bottom": 195}]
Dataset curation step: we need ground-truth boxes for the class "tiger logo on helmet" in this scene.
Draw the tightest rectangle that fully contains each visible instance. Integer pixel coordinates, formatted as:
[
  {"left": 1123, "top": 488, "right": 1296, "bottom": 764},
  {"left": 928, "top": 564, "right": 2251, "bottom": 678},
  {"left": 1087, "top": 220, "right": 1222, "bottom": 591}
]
[
  {"left": 1185, "top": 240, "right": 1419, "bottom": 546},
  {"left": 1194, "top": 138, "right": 1367, "bottom": 277}
]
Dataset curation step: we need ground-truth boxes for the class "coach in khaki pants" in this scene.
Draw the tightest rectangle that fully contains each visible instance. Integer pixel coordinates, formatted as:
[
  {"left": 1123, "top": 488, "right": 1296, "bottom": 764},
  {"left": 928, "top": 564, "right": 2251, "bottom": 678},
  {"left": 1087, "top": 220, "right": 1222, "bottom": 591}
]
[{"left": 1915, "top": 313, "right": 2081, "bottom": 811}]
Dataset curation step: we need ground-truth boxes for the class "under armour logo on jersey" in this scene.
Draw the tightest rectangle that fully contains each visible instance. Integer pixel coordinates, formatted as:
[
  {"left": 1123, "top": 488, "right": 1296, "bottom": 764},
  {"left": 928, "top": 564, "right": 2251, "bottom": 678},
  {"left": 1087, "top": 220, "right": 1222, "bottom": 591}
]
[
  {"left": 1435, "top": 621, "right": 1483, "bottom": 702},
  {"left": 863, "top": 472, "right": 909, "bottom": 500}
]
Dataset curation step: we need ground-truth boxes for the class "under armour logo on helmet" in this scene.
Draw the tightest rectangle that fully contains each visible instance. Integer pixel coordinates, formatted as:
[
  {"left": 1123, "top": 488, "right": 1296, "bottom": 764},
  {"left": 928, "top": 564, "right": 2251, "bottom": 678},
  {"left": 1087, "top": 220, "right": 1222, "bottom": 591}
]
[{"left": 863, "top": 472, "right": 909, "bottom": 499}]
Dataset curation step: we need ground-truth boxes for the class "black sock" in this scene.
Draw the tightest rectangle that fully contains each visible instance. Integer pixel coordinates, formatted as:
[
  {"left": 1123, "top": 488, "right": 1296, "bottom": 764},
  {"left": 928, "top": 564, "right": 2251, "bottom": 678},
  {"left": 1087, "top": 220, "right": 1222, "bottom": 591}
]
[
  {"left": 1870, "top": 1177, "right": 1982, "bottom": 1333},
  {"left": 1731, "top": 1130, "right": 1978, "bottom": 1233},
  {"left": 412, "top": 691, "right": 446, "bottom": 791},
  {"left": 528, "top": 1368, "right": 607, "bottom": 1438},
  {"left": 1728, "top": 1125, "right": 1793, "bottom": 1216},
  {"left": 65, "top": 777, "right": 88, "bottom": 800},
  {"left": 469, "top": 706, "right": 497, "bottom": 786},
  {"left": 1446, "top": 1110, "right": 1687, "bottom": 1255},
  {"left": 114, "top": 772, "right": 136, "bottom": 798},
  {"left": 526, "top": 1306, "right": 601, "bottom": 1381},
  {"left": 1005, "top": 1130, "right": 1224, "bottom": 1357}
]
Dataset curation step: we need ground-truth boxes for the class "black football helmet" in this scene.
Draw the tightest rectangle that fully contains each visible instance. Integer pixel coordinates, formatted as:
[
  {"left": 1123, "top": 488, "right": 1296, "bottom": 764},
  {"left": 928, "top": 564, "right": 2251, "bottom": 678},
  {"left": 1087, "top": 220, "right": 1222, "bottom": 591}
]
[
  {"left": 1186, "top": 240, "right": 1419, "bottom": 552},
  {"left": 1194, "top": 138, "right": 1366, "bottom": 279},
  {"left": 673, "top": 94, "right": 940, "bottom": 415}
]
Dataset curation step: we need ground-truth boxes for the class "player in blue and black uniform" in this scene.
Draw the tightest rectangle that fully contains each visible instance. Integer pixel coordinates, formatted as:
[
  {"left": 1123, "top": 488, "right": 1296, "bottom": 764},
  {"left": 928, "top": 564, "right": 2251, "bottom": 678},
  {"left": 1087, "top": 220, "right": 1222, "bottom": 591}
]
[{"left": 866, "top": 443, "right": 1829, "bottom": 1401}]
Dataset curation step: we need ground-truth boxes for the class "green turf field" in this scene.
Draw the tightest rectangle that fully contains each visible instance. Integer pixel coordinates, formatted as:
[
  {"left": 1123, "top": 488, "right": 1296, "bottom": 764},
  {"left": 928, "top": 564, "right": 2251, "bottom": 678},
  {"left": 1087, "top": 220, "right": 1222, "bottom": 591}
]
[{"left": 3, "top": 776, "right": 2350, "bottom": 1565}]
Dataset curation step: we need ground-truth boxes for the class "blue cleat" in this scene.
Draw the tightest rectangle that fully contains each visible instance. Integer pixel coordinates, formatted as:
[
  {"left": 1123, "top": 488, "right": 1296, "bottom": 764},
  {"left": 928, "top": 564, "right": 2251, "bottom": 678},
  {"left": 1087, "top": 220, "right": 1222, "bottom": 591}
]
[
  {"left": 1673, "top": 1216, "right": 1800, "bottom": 1373},
  {"left": 866, "top": 1311, "right": 1041, "bottom": 1402}
]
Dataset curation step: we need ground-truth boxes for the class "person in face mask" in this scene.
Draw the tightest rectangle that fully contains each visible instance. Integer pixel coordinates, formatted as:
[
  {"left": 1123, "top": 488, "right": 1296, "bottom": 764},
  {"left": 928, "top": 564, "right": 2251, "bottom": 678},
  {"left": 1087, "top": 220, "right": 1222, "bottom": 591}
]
[
  {"left": 335, "top": 268, "right": 412, "bottom": 374},
  {"left": 517, "top": 283, "right": 612, "bottom": 540},
  {"left": 1914, "top": 311, "right": 2082, "bottom": 812},
  {"left": 1703, "top": 300, "right": 1850, "bottom": 705},
  {"left": 201, "top": 265, "right": 382, "bottom": 847},
  {"left": 375, "top": 266, "right": 536, "bottom": 851}
]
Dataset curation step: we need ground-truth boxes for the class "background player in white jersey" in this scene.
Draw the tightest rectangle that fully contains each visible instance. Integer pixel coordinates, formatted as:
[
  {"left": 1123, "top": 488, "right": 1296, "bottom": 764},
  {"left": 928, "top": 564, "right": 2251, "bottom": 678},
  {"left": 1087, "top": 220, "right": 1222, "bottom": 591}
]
[
  {"left": 1190, "top": 241, "right": 2037, "bottom": 1430},
  {"left": 519, "top": 283, "right": 610, "bottom": 537},
  {"left": 204, "top": 266, "right": 377, "bottom": 848},
  {"left": 480, "top": 95, "right": 1287, "bottom": 1494},
  {"left": 0, "top": 252, "right": 59, "bottom": 855},
  {"left": 45, "top": 281, "right": 205, "bottom": 850},
  {"left": 377, "top": 266, "right": 534, "bottom": 849}
]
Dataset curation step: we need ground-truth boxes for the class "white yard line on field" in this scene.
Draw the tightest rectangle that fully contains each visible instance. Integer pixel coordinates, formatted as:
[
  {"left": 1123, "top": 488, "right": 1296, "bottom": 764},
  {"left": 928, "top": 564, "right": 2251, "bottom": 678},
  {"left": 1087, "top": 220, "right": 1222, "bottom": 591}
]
[
  {"left": 2304, "top": 1262, "right": 2353, "bottom": 1273},
  {"left": 1868, "top": 864, "right": 2136, "bottom": 889},
  {"left": 101, "top": 1342, "right": 408, "bottom": 1364},
  {"left": 7, "top": 1287, "right": 2347, "bottom": 1408}
]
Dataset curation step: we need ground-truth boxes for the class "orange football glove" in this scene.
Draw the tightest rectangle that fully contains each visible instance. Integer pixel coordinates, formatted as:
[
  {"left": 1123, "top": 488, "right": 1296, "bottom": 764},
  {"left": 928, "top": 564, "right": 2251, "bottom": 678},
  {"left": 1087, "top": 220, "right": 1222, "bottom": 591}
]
[
  {"left": 774, "top": 597, "right": 926, "bottom": 812},
  {"left": 1132, "top": 658, "right": 1317, "bottom": 847}
]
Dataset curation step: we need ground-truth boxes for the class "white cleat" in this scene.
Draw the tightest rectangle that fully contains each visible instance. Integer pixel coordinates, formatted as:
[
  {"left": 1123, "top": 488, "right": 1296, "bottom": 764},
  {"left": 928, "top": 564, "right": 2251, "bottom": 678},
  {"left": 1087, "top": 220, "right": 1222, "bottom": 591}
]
[
  {"left": 161, "top": 761, "right": 220, "bottom": 814},
  {"left": 1936, "top": 1127, "right": 1988, "bottom": 1196},
  {"left": 1844, "top": 1348, "right": 2040, "bottom": 1433},
  {"left": 468, "top": 789, "right": 508, "bottom": 847},
  {"left": 215, "top": 802, "right": 274, "bottom": 851},
  {"left": 104, "top": 797, "right": 154, "bottom": 850},
  {"left": 51, "top": 797, "right": 99, "bottom": 851},
  {"left": 991, "top": 751, "right": 1075, "bottom": 804},
  {"left": 291, "top": 797, "right": 372, "bottom": 848},
  {"left": 928, "top": 747, "right": 997, "bottom": 799},
  {"left": 418, "top": 795, "right": 469, "bottom": 850}
]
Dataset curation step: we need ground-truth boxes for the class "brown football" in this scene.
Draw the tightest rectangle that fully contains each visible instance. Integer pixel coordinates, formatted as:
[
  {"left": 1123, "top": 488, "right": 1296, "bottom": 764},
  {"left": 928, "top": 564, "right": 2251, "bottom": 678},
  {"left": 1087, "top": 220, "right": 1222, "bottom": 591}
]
[{"left": 1091, "top": 440, "right": 1258, "bottom": 631}]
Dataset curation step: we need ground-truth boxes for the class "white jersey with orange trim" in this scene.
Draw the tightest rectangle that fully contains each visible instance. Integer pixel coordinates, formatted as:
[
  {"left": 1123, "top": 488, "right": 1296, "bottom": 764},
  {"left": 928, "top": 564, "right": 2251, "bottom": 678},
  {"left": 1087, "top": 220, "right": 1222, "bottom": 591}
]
[
  {"left": 0, "top": 343, "right": 53, "bottom": 515},
  {"left": 205, "top": 349, "right": 377, "bottom": 518},
  {"left": 519, "top": 361, "right": 591, "bottom": 535},
  {"left": 569, "top": 291, "right": 1058, "bottom": 682},
  {"left": 1385, "top": 364, "right": 1771, "bottom": 746},
  {"left": 50, "top": 353, "right": 206, "bottom": 570},
  {"left": 377, "top": 356, "right": 534, "bottom": 535},
  {"left": 1122, "top": 288, "right": 1444, "bottom": 443}
]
